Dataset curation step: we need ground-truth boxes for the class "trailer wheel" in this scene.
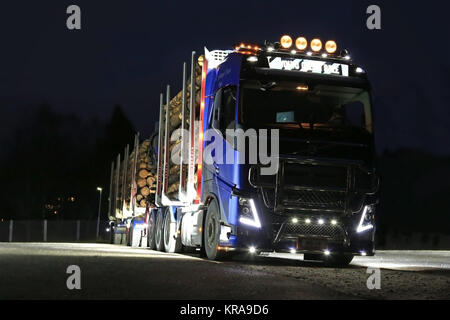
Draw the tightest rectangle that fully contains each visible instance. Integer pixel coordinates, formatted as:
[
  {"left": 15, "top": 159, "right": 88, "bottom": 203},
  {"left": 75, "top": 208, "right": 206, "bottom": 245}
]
[
  {"left": 163, "top": 208, "right": 182, "bottom": 253},
  {"left": 155, "top": 209, "right": 165, "bottom": 251},
  {"left": 147, "top": 211, "right": 157, "bottom": 250},
  {"left": 113, "top": 226, "right": 122, "bottom": 245},
  {"left": 202, "top": 198, "right": 226, "bottom": 260},
  {"left": 127, "top": 222, "right": 133, "bottom": 246},
  {"left": 109, "top": 223, "right": 114, "bottom": 244}
]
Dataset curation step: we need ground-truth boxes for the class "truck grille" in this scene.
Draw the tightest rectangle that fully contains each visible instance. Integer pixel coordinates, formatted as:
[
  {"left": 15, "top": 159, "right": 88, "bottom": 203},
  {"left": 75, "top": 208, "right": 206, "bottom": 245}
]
[
  {"left": 282, "top": 223, "right": 346, "bottom": 242},
  {"left": 284, "top": 162, "right": 348, "bottom": 189},
  {"left": 282, "top": 189, "right": 346, "bottom": 211},
  {"left": 254, "top": 161, "right": 351, "bottom": 213}
]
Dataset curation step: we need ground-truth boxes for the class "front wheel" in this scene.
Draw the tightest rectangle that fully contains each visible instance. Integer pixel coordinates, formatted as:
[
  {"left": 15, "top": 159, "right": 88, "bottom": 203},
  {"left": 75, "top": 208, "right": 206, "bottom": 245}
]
[
  {"left": 324, "top": 254, "right": 354, "bottom": 267},
  {"left": 304, "top": 253, "right": 323, "bottom": 261},
  {"left": 202, "top": 198, "right": 227, "bottom": 260}
]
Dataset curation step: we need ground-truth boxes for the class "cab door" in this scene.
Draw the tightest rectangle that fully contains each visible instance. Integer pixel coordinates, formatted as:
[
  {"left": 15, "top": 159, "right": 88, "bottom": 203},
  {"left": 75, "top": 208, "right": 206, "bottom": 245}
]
[{"left": 206, "top": 86, "right": 237, "bottom": 222}]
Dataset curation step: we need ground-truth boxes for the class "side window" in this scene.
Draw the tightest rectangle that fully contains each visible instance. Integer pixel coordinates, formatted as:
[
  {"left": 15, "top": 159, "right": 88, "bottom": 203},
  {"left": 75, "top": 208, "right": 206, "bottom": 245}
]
[
  {"left": 343, "top": 101, "right": 366, "bottom": 127},
  {"left": 212, "top": 86, "right": 236, "bottom": 135},
  {"left": 211, "top": 89, "right": 222, "bottom": 130},
  {"left": 342, "top": 91, "right": 373, "bottom": 133}
]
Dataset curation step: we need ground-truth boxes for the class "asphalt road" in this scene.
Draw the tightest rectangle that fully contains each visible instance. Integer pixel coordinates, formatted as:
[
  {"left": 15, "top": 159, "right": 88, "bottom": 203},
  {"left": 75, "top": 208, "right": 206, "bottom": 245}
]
[{"left": 0, "top": 243, "right": 449, "bottom": 300}]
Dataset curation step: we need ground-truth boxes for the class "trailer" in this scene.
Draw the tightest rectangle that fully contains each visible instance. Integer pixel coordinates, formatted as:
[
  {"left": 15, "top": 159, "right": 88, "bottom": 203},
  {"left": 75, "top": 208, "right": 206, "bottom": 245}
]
[{"left": 109, "top": 35, "right": 379, "bottom": 266}]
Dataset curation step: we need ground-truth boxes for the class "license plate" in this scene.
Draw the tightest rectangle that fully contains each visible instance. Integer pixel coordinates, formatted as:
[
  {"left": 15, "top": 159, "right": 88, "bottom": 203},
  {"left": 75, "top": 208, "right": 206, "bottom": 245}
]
[{"left": 298, "top": 238, "right": 328, "bottom": 251}]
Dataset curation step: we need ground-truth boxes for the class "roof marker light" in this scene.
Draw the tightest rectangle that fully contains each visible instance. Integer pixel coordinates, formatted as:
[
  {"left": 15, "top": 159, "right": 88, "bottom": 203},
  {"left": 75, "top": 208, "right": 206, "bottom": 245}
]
[
  {"left": 291, "top": 49, "right": 297, "bottom": 55},
  {"left": 296, "top": 85, "right": 309, "bottom": 91},
  {"left": 306, "top": 51, "right": 313, "bottom": 56},
  {"left": 295, "top": 37, "right": 308, "bottom": 50},
  {"left": 310, "top": 39, "right": 322, "bottom": 52},
  {"left": 325, "top": 40, "right": 337, "bottom": 54},
  {"left": 322, "top": 53, "right": 328, "bottom": 58},
  {"left": 280, "top": 35, "right": 293, "bottom": 49}
]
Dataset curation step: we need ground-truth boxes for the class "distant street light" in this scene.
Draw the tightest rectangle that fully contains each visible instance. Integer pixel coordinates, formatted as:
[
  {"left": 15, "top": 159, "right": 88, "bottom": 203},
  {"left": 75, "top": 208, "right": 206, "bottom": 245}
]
[{"left": 96, "top": 187, "right": 102, "bottom": 239}]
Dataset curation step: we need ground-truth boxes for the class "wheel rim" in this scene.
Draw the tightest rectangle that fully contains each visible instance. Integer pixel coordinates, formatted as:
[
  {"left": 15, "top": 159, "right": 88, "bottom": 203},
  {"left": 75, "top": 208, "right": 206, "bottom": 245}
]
[
  {"left": 207, "top": 214, "right": 217, "bottom": 248},
  {"left": 205, "top": 200, "right": 221, "bottom": 257}
]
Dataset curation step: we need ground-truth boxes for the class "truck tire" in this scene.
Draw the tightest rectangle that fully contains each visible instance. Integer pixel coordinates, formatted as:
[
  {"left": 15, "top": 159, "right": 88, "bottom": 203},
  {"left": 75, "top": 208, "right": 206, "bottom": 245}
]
[
  {"left": 113, "top": 228, "right": 122, "bottom": 244},
  {"left": 304, "top": 253, "right": 323, "bottom": 261},
  {"left": 109, "top": 223, "right": 114, "bottom": 244},
  {"left": 324, "top": 254, "right": 354, "bottom": 267},
  {"left": 163, "top": 208, "right": 182, "bottom": 253},
  {"left": 202, "top": 198, "right": 226, "bottom": 260},
  {"left": 147, "top": 211, "right": 157, "bottom": 250},
  {"left": 155, "top": 209, "right": 165, "bottom": 251},
  {"left": 127, "top": 223, "right": 133, "bottom": 246}
]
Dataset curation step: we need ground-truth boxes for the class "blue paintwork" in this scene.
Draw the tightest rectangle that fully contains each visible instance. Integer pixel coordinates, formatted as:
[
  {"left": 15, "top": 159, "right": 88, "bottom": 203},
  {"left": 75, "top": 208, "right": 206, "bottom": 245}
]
[{"left": 202, "top": 53, "right": 243, "bottom": 231}]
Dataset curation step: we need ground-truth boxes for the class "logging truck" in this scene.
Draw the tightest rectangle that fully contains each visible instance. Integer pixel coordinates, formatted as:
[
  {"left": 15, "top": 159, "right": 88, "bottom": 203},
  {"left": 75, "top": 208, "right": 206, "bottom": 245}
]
[{"left": 108, "top": 35, "right": 379, "bottom": 265}]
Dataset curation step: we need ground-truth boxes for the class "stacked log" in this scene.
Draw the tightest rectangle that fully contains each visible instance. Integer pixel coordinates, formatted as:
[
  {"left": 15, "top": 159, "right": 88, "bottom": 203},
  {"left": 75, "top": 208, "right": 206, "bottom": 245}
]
[
  {"left": 127, "top": 138, "right": 157, "bottom": 208},
  {"left": 116, "top": 57, "right": 203, "bottom": 210},
  {"left": 165, "top": 59, "right": 202, "bottom": 200}
]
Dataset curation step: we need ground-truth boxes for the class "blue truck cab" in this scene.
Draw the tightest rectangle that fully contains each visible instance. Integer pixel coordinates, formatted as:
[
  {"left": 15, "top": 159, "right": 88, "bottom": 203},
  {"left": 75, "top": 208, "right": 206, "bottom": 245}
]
[{"left": 195, "top": 37, "right": 378, "bottom": 265}]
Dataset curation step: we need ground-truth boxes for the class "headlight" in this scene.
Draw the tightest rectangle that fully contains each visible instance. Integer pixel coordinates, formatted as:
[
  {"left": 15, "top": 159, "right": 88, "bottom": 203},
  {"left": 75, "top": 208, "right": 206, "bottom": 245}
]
[
  {"left": 238, "top": 198, "right": 261, "bottom": 229},
  {"left": 357, "top": 205, "right": 375, "bottom": 233}
]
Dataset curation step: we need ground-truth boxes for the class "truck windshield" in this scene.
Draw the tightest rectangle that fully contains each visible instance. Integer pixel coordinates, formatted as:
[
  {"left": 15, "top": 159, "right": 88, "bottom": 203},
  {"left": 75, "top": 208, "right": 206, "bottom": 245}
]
[{"left": 239, "top": 80, "right": 373, "bottom": 134}]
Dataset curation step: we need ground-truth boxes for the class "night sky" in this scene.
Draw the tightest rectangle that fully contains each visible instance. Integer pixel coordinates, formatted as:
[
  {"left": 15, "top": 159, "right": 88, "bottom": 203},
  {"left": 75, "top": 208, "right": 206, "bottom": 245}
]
[{"left": 1, "top": 0, "right": 449, "bottom": 155}]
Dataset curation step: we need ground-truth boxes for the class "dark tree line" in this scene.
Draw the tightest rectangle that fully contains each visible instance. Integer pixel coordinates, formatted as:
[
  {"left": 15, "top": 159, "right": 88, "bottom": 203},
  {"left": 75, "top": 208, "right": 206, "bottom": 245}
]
[
  {"left": 0, "top": 104, "right": 135, "bottom": 221},
  {"left": 377, "top": 149, "right": 450, "bottom": 237},
  {"left": 0, "top": 103, "right": 449, "bottom": 238}
]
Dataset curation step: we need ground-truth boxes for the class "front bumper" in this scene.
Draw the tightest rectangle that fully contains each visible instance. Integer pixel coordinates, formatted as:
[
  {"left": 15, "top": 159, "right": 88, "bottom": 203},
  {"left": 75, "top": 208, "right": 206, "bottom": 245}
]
[{"left": 225, "top": 208, "right": 376, "bottom": 256}]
